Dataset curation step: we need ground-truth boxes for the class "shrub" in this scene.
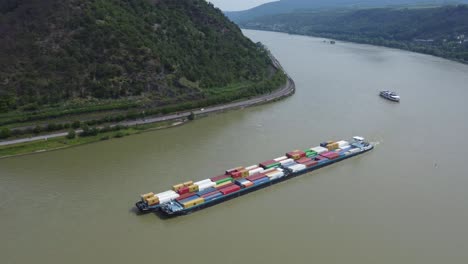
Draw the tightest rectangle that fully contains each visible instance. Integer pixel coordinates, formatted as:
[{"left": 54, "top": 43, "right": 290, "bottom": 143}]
[
  {"left": 66, "top": 130, "right": 76, "bottom": 139},
  {"left": 33, "top": 125, "right": 42, "bottom": 134},
  {"left": 0, "top": 128, "right": 11, "bottom": 139},
  {"left": 71, "top": 120, "right": 81, "bottom": 129},
  {"left": 114, "top": 131, "right": 125, "bottom": 138}
]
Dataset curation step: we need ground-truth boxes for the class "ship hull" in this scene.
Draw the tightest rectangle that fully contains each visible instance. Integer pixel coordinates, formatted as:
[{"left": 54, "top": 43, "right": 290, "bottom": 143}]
[{"left": 158, "top": 144, "right": 374, "bottom": 217}]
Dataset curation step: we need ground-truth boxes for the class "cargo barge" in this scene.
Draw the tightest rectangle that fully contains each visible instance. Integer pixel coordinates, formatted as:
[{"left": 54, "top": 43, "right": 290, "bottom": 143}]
[{"left": 136, "top": 137, "right": 373, "bottom": 216}]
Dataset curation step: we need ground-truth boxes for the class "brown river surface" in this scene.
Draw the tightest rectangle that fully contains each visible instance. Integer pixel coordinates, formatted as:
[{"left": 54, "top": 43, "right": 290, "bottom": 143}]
[{"left": 2, "top": 29, "right": 468, "bottom": 263}]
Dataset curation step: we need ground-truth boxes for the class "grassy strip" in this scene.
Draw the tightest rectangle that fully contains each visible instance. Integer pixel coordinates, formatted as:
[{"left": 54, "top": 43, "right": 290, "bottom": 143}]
[
  {"left": 0, "top": 121, "right": 178, "bottom": 158},
  {"left": 0, "top": 71, "right": 284, "bottom": 129}
]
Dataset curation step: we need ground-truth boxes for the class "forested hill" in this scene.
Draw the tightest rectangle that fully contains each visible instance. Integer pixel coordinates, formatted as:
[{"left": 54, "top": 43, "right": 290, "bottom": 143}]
[
  {"left": 226, "top": 0, "right": 468, "bottom": 23},
  {"left": 0, "top": 0, "right": 274, "bottom": 112},
  {"left": 241, "top": 5, "right": 468, "bottom": 62}
]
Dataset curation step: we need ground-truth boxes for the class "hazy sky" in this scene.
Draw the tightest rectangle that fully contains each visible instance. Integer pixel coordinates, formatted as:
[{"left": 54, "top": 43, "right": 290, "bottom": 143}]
[{"left": 209, "top": 0, "right": 275, "bottom": 11}]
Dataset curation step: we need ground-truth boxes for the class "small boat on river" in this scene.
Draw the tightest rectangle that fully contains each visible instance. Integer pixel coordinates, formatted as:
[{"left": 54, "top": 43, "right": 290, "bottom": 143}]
[{"left": 380, "top": 91, "right": 400, "bottom": 102}]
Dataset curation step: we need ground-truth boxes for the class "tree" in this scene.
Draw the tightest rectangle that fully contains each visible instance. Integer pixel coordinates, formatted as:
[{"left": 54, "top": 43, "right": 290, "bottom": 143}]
[
  {"left": 0, "top": 128, "right": 11, "bottom": 139},
  {"left": 66, "top": 130, "right": 76, "bottom": 139},
  {"left": 33, "top": 125, "right": 42, "bottom": 134},
  {"left": 47, "top": 123, "right": 57, "bottom": 131},
  {"left": 71, "top": 120, "right": 81, "bottom": 129},
  {"left": 188, "top": 111, "right": 195, "bottom": 120}
]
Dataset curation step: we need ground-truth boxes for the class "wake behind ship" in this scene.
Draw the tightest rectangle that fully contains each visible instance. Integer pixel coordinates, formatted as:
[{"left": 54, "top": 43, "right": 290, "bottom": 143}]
[{"left": 136, "top": 137, "right": 373, "bottom": 216}]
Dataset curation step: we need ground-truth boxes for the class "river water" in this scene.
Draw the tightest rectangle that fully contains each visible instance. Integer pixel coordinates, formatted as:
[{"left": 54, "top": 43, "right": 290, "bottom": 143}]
[{"left": 2, "top": 30, "right": 468, "bottom": 263}]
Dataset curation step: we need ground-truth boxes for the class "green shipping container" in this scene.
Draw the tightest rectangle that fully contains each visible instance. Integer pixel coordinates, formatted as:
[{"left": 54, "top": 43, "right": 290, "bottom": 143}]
[
  {"left": 306, "top": 150, "right": 317, "bottom": 158},
  {"left": 265, "top": 162, "right": 280, "bottom": 169},
  {"left": 215, "top": 177, "right": 233, "bottom": 185}
]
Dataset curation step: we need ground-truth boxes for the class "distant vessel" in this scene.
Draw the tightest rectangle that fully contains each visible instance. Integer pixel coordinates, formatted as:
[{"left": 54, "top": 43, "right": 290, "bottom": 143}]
[
  {"left": 380, "top": 91, "right": 400, "bottom": 102},
  {"left": 136, "top": 137, "right": 373, "bottom": 216}
]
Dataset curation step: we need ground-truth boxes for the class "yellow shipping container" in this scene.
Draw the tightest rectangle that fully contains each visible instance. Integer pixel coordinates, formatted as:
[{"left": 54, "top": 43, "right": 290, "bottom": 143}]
[
  {"left": 239, "top": 169, "right": 249, "bottom": 177},
  {"left": 182, "top": 197, "right": 205, "bottom": 208},
  {"left": 183, "top": 181, "right": 193, "bottom": 187},
  {"left": 188, "top": 184, "right": 199, "bottom": 192},
  {"left": 216, "top": 181, "right": 232, "bottom": 188},
  {"left": 326, "top": 142, "right": 339, "bottom": 151},
  {"left": 140, "top": 192, "right": 154, "bottom": 200},
  {"left": 172, "top": 184, "right": 184, "bottom": 191},
  {"left": 292, "top": 154, "right": 301, "bottom": 160},
  {"left": 146, "top": 196, "right": 159, "bottom": 206}
]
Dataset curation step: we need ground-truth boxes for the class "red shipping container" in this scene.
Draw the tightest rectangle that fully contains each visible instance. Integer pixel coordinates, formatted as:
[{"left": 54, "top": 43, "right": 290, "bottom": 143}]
[
  {"left": 246, "top": 173, "right": 267, "bottom": 182},
  {"left": 259, "top": 160, "right": 276, "bottom": 168},
  {"left": 230, "top": 171, "right": 242, "bottom": 178},
  {"left": 216, "top": 182, "right": 235, "bottom": 190},
  {"left": 219, "top": 185, "right": 241, "bottom": 195},
  {"left": 303, "top": 160, "right": 318, "bottom": 167},
  {"left": 178, "top": 186, "right": 189, "bottom": 195},
  {"left": 320, "top": 152, "right": 339, "bottom": 160},
  {"left": 296, "top": 157, "right": 312, "bottom": 164},
  {"left": 176, "top": 193, "right": 196, "bottom": 201},
  {"left": 286, "top": 151, "right": 306, "bottom": 159},
  {"left": 315, "top": 155, "right": 327, "bottom": 161},
  {"left": 210, "top": 174, "right": 229, "bottom": 182},
  {"left": 201, "top": 190, "right": 221, "bottom": 198},
  {"left": 225, "top": 167, "right": 243, "bottom": 174}
]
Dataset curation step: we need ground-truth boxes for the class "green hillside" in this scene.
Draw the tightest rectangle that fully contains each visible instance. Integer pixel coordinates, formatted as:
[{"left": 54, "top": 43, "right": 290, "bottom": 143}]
[
  {"left": 241, "top": 5, "right": 468, "bottom": 62},
  {"left": 0, "top": 0, "right": 277, "bottom": 117}
]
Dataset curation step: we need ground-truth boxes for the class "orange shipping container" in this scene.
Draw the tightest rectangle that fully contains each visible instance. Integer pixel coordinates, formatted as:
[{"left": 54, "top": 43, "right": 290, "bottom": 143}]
[
  {"left": 146, "top": 196, "right": 159, "bottom": 206},
  {"left": 188, "top": 184, "right": 199, "bottom": 192},
  {"left": 183, "top": 181, "right": 193, "bottom": 187},
  {"left": 182, "top": 197, "right": 205, "bottom": 208}
]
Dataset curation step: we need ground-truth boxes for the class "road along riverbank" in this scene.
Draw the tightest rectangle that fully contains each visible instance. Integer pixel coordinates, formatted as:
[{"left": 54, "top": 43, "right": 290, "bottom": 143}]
[{"left": 0, "top": 60, "right": 295, "bottom": 158}]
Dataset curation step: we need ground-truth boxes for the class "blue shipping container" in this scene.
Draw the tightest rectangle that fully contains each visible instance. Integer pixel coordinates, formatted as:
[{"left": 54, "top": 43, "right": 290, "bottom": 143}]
[
  {"left": 253, "top": 177, "right": 270, "bottom": 185},
  {"left": 285, "top": 163, "right": 298, "bottom": 168},
  {"left": 283, "top": 161, "right": 297, "bottom": 167},
  {"left": 178, "top": 195, "right": 200, "bottom": 204},
  {"left": 204, "top": 192, "right": 223, "bottom": 202},
  {"left": 196, "top": 187, "right": 217, "bottom": 196},
  {"left": 235, "top": 179, "right": 248, "bottom": 185}
]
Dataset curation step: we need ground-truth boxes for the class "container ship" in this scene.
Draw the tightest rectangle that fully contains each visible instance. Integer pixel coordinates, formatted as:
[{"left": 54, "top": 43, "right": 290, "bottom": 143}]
[{"left": 136, "top": 137, "right": 373, "bottom": 216}]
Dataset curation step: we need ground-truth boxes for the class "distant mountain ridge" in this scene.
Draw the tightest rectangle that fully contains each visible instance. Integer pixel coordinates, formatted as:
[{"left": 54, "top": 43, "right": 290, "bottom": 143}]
[
  {"left": 226, "top": 0, "right": 468, "bottom": 22},
  {"left": 241, "top": 5, "right": 468, "bottom": 63}
]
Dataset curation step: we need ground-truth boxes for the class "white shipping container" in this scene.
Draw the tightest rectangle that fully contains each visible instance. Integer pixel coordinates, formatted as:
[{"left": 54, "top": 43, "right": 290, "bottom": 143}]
[
  {"left": 349, "top": 148, "right": 361, "bottom": 153},
  {"left": 236, "top": 178, "right": 248, "bottom": 184},
  {"left": 245, "top": 165, "right": 258, "bottom": 171},
  {"left": 196, "top": 181, "right": 216, "bottom": 191},
  {"left": 289, "top": 164, "right": 306, "bottom": 172},
  {"left": 337, "top": 140, "right": 350, "bottom": 148},
  {"left": 156, "top": 192, "right": 178, "bottom": 199},
  {"left": 194, "top": 179, "right": 212, "bottom": 186},
  {"left": 263, "top": 168, "right": 276, "bottom": 174},
  {"left": 155, "top": 190, "right": 176, "bottom": 198},
  {"left": 248, "top": 168, "right": 265, "bottom": 176},
  {"left": 340, "top": 146, "right": 351, "bottom": 151},
  {"left": 274, "top": 156, "right": 287, "bottom": 162},
  {"left": 265, "top": 170, "right": 279, "bottom": 176},
  {"left": 310, "top": 146, "right": 328, "bottom": 154},
  {"left": 159, "top": 194, "right": 179, "bottom": 204},
  {"left": 280, "top": 158, "right": 294, "bottom": 165},
  {"left": 267, "top": 172, "right": 284, "bottom": 179}
]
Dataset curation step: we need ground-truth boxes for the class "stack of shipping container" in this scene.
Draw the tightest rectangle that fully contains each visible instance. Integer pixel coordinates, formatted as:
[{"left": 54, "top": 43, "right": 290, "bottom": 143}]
[{"left": 140, "top": 140, "right": 357, "bottom": 209}]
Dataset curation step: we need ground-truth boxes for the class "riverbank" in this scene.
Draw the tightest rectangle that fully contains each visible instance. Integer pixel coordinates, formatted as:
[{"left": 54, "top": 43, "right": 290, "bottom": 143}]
[
  {"left": 239, "top": 5, "right": 468, "bottom": 65},
  {"left": 0, "top": 69, "right": 295, "bottom": 158}
]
